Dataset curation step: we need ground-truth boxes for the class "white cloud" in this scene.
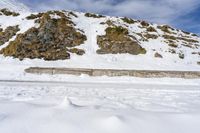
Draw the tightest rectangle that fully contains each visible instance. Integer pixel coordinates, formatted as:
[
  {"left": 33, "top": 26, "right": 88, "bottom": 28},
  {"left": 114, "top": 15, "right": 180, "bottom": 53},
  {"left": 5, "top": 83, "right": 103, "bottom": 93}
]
[{"left": 20, "top": 0, "right": 200, "bottom": 32}]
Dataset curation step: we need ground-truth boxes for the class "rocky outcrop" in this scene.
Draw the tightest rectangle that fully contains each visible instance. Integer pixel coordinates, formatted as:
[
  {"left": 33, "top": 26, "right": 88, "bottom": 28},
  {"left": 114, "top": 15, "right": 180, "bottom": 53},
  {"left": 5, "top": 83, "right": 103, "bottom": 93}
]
[
  {"left": 0, "top": 25, "right": 19, "bottom": 45},
  {"left": 154, "top": 52, "right": 163, "bottom": 58},
  {"left": 121, "top": 17, "right": 136, "bottom": 24},
  {"left": 26, "top": 13, "right": 44, "bottom": 20},
  {"left": 0, "top": 11, "right": 86, "bottom": 60},
  {"left": 97, "top": 26, "right": 146, "bottom": 55},
  {"left": 85, "top": 13, "right": 105, "bottom": 18},
  {"left": 179, "top": 52, "right": 185, "bottom": 59},
  {"left": 0, "top": 8, "right": 19, "bottom": 16}
]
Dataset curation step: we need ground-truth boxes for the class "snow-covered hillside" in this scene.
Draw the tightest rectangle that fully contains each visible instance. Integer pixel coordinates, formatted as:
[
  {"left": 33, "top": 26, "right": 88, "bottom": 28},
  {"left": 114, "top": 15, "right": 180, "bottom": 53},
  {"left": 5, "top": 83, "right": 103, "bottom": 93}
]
[
  {"left": 0, "top": 0, "right": 30, "bottom": 12},
  {"left": 0, "top": 9, "right": 199, "bottom": 77}
]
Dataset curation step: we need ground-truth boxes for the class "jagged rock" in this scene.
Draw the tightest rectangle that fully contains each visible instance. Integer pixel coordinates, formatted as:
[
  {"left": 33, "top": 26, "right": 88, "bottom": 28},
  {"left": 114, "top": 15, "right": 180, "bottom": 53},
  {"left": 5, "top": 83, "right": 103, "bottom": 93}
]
[
  {"left": 192, "top": 52, "right": 200, "bottom": 55},
  {"left": 0, "top": 25, "right": 20, "bottom": 45},
  {"left": 163, "top": 34, "right": 177, "bottom": 40},
  {"left": 140, "top": 21, "right": 149, "bottom": 27},
  {"left": 146, "top": 26, "right": 157, "bottom": 32},
  {"left": 157, "top": 25, "right": 174, "bottom": 33},
  {"left": 144, "top": 33, "right": 158, "bottom": 39},
  {"left": 168, "top": 43, "right": 178, "bottom": 48},
  {"left": 0, "top": 8, "right": 19, "bottom": 16},
  {"left": 177, "top": 37, "right": 199, "bottom": 43},
  {"left": 121, "top": 17, "right": 136, "bottom": 24},
  {"left": 0, "top": 11, "right": 86, "bottom": 61},
  {"left": 181, "top": 30, "right": 190, "bottom": 35},
  {"left": 169, "top": 49, "right": 176, "bottom": 54},
  {"left": 105, "top": 20, "right": 115, "bottom": 26},
  {"left": 67, "top": 48, "right": 85, "bottom": 55},
  {"left": 192, "top": 33, "right": 198, "bottom": 37},
  {"left": 85, "top": 13, "right": 105, "bottom": 18},
  {"left": 154, "top": 52, "right": 163, "bottom": 58},
  {"left": 97, "top": 26, "right": 146, "bottom": 55},
  {"left": 163, "top": 34, "right": 199, "bottom": 49},
  {"left": 179, "top": 52, "right": 185, "bottom": 59},
  {"left": 69, "top": 12, "right": 78, "bottom": 18},
  {"left": 26, "top": 13, "right": 44, "bottom": 20},
  {"left": 197, "top": 62, "right": 200, "bottom": 65}
]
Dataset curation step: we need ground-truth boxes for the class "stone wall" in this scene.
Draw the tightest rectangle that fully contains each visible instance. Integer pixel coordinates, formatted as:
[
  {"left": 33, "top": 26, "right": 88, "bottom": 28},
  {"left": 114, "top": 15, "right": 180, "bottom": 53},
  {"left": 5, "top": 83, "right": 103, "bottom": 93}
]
[{"left": 25, "top": 67, "right": 200, "bottom": 79}]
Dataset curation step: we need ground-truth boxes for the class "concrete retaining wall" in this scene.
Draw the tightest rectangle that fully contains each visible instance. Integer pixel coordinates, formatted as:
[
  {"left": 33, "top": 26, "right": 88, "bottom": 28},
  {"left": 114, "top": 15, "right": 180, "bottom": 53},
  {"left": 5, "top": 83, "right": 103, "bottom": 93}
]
[{"left": 25, "top": 67, "right": 200, "bottom": 79}]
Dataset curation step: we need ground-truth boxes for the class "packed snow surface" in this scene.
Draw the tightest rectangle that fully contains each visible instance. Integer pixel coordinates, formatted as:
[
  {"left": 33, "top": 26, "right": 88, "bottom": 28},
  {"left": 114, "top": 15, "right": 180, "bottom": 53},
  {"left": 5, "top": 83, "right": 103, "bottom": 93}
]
[{"left": 0, "top": 77, "right": 200, "bottom": 133}]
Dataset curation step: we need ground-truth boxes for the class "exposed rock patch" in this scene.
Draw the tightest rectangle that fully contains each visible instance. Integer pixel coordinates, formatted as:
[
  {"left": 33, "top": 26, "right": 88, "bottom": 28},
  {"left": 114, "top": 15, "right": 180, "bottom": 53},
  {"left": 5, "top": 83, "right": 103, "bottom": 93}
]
[
  {"left": 0, "top": 11, "right": 87, "bottom": 61},
  {"left": 157, "top": 25, "right": 174, "bottom": 33},
  {"left": 121, "top": 17, "right": 136, "bottom": 24},
  {"left": 163, "top": 34, "right": 199, "bottom": 49},
  {"left": 146, "top": 26, "right": 157, "bottom": 32},
  {"left": 154, "top": 52, "right": 163, "bottom": 58},
  {"left": 0, "top": 25, "right": 20, "bottom": 45},
  {"left": 169, "top": 49, "right": 176, "bottom": 54},
  {"left": 140, "top": 21, "right": 149, "bottom": 27},
  {"left": 85, "top": 13, "right": 105, "bottom": 18},
  {"left": 97, "top": 26, "right": 146, "bottom": 55},
  {"left": 26, "top": 13, "right": 44, "bottom": 20},
  {"left": 179, "top": 52, "right": 185, "bottom": 59},
  {"left": 67, "top": 48, "right": 85, "bottom": 55},
  {"left": 168, "top": 43, "right": 178, "bottom": 48},
  {"left": 143, "top": 33, "right": 158, "bottom": 40},
  {"left": 0, "top": 8, "right": 19, "bottom": 16},
  {"left": 68, "top": 12, "right": 78, "bottom": 18},
  {"left": 192, "top": 52, "right": 200, "bottom": 55}
]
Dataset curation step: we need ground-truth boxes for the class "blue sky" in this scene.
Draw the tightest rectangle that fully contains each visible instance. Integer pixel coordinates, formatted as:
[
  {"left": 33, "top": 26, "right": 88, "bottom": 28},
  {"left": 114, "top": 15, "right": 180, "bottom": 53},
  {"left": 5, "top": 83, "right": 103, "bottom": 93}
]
[{"left": 19, "top": 0, "right": 200, "bottom": 34}]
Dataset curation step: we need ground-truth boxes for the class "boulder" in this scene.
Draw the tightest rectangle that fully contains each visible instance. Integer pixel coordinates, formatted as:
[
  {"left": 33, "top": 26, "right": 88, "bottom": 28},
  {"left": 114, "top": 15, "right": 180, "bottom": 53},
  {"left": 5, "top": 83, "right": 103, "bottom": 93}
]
[
  {"left": 179, "top": 53, "right": 185, "bottom": 59},
  {"left": 154, "top": 52, "right": 163, "bottom": 58},
  {"left": 0, "top": 8, "right": 19, "bottom": 16}
]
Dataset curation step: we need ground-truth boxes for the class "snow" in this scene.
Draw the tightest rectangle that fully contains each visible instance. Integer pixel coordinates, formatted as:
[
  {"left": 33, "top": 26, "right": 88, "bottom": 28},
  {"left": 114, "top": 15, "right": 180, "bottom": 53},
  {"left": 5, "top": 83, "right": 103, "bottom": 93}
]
[{"left": 0, "top": 78, "right": 200, "bottom": 133}]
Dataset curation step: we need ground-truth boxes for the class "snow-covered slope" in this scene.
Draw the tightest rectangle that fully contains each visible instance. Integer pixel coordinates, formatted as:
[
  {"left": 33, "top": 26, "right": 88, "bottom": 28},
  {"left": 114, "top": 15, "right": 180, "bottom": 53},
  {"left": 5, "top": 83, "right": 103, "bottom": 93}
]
[
  {"left": 0, "top": 9, "right": 199, "bottom": 75},
  {"left": 0, "top": 0, "right": 30, "bottom": 12}
]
